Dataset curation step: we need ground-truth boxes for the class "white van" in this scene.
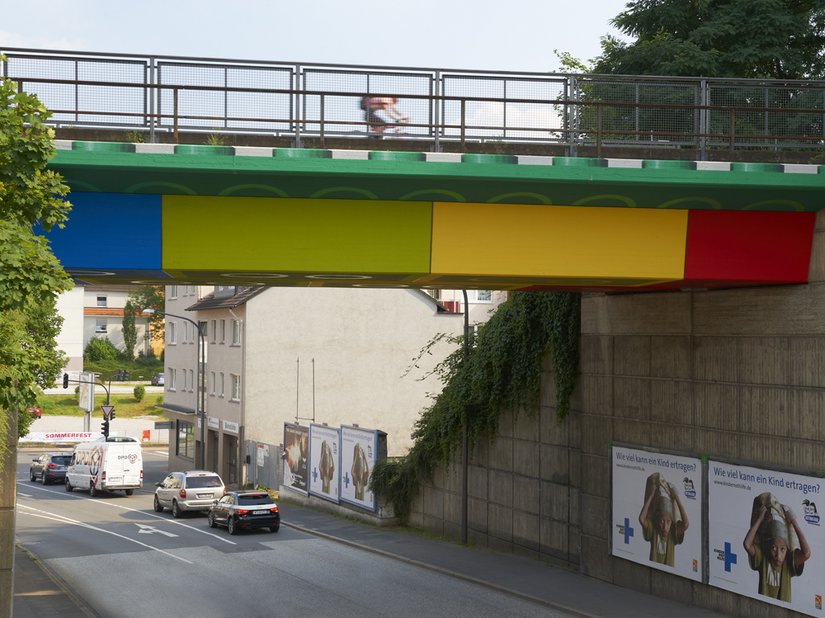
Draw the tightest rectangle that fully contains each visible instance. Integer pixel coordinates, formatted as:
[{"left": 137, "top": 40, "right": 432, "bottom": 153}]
[{"left": 66, "top": 436, "right": 144, "bottom": 497}]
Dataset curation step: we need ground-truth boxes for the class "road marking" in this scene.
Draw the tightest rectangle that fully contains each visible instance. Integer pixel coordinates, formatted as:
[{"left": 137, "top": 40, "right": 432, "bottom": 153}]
[
  {"left": 16, "top": 482, "right": 236, "bottom": 544},
  {"left": 135, "top": 523, "right": 178, "bottom": 537},
  {"left": 17, "top": 504, "right": 192, "bottom": 564}
]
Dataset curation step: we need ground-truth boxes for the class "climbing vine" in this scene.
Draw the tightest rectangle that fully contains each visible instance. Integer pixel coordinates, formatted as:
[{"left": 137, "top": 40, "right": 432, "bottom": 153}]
[{"left": 370, "top": 291, "right": 580, "bottom": 519}]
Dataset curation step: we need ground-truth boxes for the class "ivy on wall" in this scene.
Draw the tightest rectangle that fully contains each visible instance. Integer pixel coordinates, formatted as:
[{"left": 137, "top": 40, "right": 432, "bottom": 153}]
[{"left": 371, "top": 291, "right": 580, "bottom": 519}]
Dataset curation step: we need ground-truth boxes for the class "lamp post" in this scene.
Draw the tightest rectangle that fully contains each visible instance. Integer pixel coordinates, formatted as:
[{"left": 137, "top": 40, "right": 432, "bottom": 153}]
[{"left": 147, "top": 309, "right": 206, "bottom": 468}]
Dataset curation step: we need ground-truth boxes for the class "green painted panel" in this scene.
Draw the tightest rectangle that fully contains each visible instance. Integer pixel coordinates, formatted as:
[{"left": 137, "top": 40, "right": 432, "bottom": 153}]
[
  {"left": 274, "top": 148, "right": 332, "bottom": 159},
  {"left": 162, "top": 196, "right": 433, "bottom": 273},
  {"left": 174, "top": 144, "right": 235, "bottom": 156},
  {"left": 369, "top": 151, "right": 426, "bottom": 162},
  {"left": 72, "top": 141, "right": 136, "bottom": 153},
  {"left": 462, "top": 153, "right": 517, "bottom": 164}
]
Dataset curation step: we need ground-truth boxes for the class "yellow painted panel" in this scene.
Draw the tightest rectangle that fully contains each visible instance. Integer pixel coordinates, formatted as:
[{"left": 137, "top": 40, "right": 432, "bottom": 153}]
[{"left": 432, "top": 202, "right": 688, "bottom": 279}]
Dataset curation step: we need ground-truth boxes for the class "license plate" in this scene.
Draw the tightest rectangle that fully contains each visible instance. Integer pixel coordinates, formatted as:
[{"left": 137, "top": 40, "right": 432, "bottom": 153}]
[
  {"left": 252, "top": 510, "right": 269, "bottom": 515},
  {"left": 197, "top": 494, "right": 212, "bottom": 499}
]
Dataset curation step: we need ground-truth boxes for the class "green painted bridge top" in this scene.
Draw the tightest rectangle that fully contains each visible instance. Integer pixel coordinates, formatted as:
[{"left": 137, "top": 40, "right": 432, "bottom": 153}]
[{"left": 51, "top": 141, "right": 825, "bottom": 212}]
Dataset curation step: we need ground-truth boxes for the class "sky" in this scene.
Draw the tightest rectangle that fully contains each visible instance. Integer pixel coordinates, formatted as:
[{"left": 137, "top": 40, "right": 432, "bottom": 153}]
[{"left": 0, "top": 0, "right": 629, "bottom": 73}]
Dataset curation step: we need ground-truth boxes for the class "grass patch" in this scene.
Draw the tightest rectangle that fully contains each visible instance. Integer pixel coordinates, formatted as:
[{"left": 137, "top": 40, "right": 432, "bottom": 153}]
[{"left": 35, "top": 393, "right": 165, "bottom": 418}]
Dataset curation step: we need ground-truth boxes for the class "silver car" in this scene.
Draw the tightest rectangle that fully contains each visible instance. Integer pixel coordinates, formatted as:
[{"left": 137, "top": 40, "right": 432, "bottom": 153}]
[{"left": 153, "top": 470, "right": 225, "bottom": 518}]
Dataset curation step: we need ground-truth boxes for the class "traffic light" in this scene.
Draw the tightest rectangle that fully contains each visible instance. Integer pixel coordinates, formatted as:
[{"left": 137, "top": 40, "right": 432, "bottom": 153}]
[
  {"left": 101, "top": 420, "right": 109, "bottom": 438},
  {"left": 62, "top": 373, "right": 69, "bottom": 389},
  {"left": 110, "top": 410, "right": 116, "bottom": 420}
]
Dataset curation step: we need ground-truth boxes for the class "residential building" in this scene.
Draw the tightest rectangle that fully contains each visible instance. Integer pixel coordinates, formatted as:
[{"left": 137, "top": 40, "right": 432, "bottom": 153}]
[{"left": 160, "top": 285, "right": 468, "bottom": 485}]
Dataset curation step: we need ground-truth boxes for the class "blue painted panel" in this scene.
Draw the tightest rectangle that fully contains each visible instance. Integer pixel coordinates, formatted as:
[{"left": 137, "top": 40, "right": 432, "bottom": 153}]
[{"left": 42, "top": 193, "right": 162, "bottom": 270}]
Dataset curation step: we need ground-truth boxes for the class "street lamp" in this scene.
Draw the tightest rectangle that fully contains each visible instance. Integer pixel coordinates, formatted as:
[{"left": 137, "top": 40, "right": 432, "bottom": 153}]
[{"left": 146, "top": 308, "right": 206, "bottom": 468}]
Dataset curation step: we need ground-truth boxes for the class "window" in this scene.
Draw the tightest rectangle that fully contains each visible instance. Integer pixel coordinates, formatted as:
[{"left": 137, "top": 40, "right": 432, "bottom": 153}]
[
  {"left": 230, "top": 374, "right": 241, "bottom": 401},
  {"left": 476, "top": 290, "right": 492, "bottom": 302},
  {"left": 231, "top": 320, "right": 241, "bottom": 345},
  {"left": 220, "top": 320, "right": 226, "bottom": 344},
  {"left": 182, "top": 369, "right": 188, "bottom": 391},
  {"left": 219, "top": 372, "right": 225, "bottom": 397},
  {"left": 95, "top": 319, "right": 107, "bottom": 334},
  {"left": 209, "top": 371, "right": 216, "bottom": 395},
  {"left": 96, "top": 296, "right": 107, "bottom": 307},
  {"left": 210, "top": 320, "right": 216, "bottom": 343},
  {"left": 176, "top": 420, "right": 195, "bottom": 460},
  {"left": 169, "top": 368, "right": 177, "bottom": 390},
  {"left": 189, "top": 369, "right": 194, "bottom": 392},
  {"left": 168, "top": 321, "right": 177, "bottom": 344},
  {"left": 169, "top": 285, "right": 178, "bottom": 299}
]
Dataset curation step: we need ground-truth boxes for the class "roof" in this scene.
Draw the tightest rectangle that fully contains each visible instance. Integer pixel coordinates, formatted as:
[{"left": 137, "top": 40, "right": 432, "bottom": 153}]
[{"left": 186, "top": 287, "right": 265, "bottom": 311}]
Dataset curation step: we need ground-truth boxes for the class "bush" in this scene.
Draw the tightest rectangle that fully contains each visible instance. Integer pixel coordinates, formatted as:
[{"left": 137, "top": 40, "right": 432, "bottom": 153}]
[
  {"left": 133, "top": 385, "right": 145, "bottom": 402},
  {"left": 85, "top": 337, "right": 120, "bottom": 362}
]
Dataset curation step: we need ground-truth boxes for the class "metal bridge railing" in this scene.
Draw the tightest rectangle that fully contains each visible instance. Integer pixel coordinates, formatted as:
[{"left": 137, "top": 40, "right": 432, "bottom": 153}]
[{"left": 3, "top": 47, "right": 825, "bottom": 159}]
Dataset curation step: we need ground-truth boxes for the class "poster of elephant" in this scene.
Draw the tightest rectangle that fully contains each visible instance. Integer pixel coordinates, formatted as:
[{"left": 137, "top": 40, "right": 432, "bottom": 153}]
[
  {"left": 308, "top": 423, "right": 341, "bottom": 503},
  {"left": 340, "top": 425, "right": 379, "bottom": 511}
]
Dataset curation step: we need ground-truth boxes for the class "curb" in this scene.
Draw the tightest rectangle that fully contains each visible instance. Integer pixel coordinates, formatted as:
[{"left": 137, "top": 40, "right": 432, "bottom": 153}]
[
  {"left": 282, "top": 520, "right": 596, "bottom": 618},
  {"left": 16, "top": 544, "right": 100, "bottom": 618}
]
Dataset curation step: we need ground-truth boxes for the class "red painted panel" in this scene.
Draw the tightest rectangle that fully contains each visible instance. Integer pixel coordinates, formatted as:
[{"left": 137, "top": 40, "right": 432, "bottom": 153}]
[{"left": 684, "top": 211, "right": 815, "bottom": 284}]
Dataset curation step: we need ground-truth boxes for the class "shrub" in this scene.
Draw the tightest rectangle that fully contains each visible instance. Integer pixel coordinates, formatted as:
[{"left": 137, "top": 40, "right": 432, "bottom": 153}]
[
  {"left": 133, "top": 385, "right": 145, "bottom": 402},
  {"left": 85, "top": 337, "right": 120, "bottom": 362}
]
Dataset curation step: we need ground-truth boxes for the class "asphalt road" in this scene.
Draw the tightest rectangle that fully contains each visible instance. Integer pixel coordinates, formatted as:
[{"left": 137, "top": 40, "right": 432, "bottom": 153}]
[{"left": 15, "top": 450, "right": 557, "bottom": 618}]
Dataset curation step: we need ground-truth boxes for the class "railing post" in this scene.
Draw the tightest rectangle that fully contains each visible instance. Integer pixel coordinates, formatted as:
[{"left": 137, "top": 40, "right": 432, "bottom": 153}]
[
  {"left": 319, "top": 94, "right": 325, "bottom": 148},
  {"left": 729, "top": 108, "right": 736, "bottom": 154},
  {"left": 173, "top": 87, "right": 179, "bottom": 144},
  {"left": 148, "top": 57, "right": 156, "bottom": 143},
  {"left": 433, "top": 70, "right": 441, "bottom": 153},
  {"left": 596, "top": 103, "right": 603, "bottom": 158},
  {"left": 460, "top": 98, "right": 466, "bottom": 151},
  {"left": 698, "top": 80, "right": 708, "bottom": 161},
  {"left": 294, "top": 64, "right": 303, "bottom": 149}
]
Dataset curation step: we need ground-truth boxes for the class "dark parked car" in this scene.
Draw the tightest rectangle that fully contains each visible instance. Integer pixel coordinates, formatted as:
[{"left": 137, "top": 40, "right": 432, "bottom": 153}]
[
  {"left": 30, "top": 452, "right": 72, "bottom": 485},
  {"left": 207, "top": 491, "right": 280, "bottom": 535},
  {"left": 150, "top": 373, "right": 165, "bottom": 386}
]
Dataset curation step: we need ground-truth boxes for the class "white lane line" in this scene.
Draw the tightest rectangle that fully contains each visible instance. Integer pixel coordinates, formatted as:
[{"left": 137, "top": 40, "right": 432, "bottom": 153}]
[
  {"left": 17, "top": 504, "right": 193, "bottom": 564},
  {"left": 16, "top": 482, "right": 236, "bottom": 545}
]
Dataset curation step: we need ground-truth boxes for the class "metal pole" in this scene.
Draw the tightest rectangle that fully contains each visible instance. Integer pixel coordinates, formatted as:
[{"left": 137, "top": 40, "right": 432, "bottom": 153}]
[
  {"left": 461, "top": 289, "right": 470, "bottom": 545},
  {"left": 199, "top": 324, "right": 205, "bottom": 469}
]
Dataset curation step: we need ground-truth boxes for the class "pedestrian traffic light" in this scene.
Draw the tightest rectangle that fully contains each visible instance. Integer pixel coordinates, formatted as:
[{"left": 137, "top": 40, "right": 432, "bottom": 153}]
[
  {"left": 101, "top": 420, "right": 109, "bottom": 438},
  {"left": 62, "top": 373, "right": 69, "bottom": 389}
]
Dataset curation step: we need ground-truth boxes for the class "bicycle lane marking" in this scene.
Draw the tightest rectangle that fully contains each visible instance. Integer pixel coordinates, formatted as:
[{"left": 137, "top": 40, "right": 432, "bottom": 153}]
[
  {"left": 17, "top": 503, "right": 193, "bottom": 564},
  {"left": 16, "top": 481, "right": 236, "bottom": 545}
]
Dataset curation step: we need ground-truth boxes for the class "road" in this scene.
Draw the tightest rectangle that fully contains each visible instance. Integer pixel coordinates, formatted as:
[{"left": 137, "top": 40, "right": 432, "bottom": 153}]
[{"left": 15, "top": 450, "right": 553, "bottom": 618}]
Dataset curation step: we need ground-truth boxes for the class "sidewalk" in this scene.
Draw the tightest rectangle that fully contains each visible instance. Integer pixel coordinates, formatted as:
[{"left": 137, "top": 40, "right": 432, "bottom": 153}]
[{"left": 14, "top": 501, "right": 731, "bottom": 618}]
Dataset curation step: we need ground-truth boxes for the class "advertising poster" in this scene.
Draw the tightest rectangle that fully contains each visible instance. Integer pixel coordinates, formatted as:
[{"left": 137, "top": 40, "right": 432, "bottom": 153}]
[
  {"left": 340, "top": 425, "right": 377, "bottom": 511},
  {"left": 282, "top": 423, "right": 308, "bottom": 494},
  {"left": 611, "top": 445, "right": 703, "bottom": 581},
  {"left": 308, "top": 424, "right": 340, "bottom": 503},
  {"left": 708, "top": 460, "right": 825, "bottom": 616}
]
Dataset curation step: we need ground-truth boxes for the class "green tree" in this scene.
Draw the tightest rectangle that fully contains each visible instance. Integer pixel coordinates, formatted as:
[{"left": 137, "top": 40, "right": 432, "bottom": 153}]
[
  {"left": 128, "top": 285, "right": 165, "bottom": 344},
  {"left": 122, "top": 301, "right": 137, "bottom": 361},
  {"left": 0, "top": 61, "right": 73, "bottom": 615},
  {"left": 594, "top": 1, "right": 825, "bottom": 79}
]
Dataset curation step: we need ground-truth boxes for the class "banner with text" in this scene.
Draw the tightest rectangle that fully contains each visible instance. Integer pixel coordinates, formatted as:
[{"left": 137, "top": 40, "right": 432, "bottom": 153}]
[
  {"left": 309, "top": 424, "right": 341, "bottom": 503},
  {"left": 19, "top": 431, "right": 98, "bottom": 444},
  {"left": 708, "top": 460, "right": 825, "bottom": 616},
  {"left": 611, "top": 445, "right": 703, "bottom": 581},
  {"left": 282, "top": 423, "right": 308, "bottom": 495},
  {"left": 340, "top": 425, "right": 378, "bottom": 511}
]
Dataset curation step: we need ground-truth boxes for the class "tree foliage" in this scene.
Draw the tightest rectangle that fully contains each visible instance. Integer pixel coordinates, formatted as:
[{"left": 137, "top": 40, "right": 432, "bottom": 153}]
[
  {"left": 127, "top": 286, "right": 165, "bottom": 342},
  {"left": 371, "top": 292, "right": 580, "bottom": 519},
  {"left": 0, "top": 66, "right": 73, "bottom": 457},
  {"left": 595, "top": 0, "right": 825, "bottom": 79},
  {"left": 122, "top": 301, "right": 137, "bottom": 361}
]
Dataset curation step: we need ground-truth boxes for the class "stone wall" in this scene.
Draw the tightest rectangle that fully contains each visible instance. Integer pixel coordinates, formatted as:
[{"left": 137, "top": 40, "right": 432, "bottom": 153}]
[{"left": 409, "top": 211, "right": 825, "bottom": 616}]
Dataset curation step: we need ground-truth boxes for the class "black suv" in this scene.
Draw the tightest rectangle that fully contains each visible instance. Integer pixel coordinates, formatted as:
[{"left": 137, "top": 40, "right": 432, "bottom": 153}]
[
  {"left": 207, "top": 491, "right": 280, "bottom": 535},
  {"left": 30, "top": 453, "right": 72, "bottom": 485}
]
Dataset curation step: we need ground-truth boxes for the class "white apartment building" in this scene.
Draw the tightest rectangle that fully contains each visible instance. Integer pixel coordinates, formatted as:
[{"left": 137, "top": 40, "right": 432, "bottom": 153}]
[{"left": 160, "top": 285, "right": 484, "bottom": 486}]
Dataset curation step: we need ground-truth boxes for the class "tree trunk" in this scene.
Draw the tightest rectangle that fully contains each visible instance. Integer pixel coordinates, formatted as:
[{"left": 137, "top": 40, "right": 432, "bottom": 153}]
[{"left": 0, "top": 409, "right": 18, "bottom": 618}]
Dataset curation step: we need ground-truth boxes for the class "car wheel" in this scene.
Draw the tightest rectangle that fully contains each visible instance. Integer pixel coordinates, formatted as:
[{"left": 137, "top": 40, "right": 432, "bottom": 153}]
[
  {"left": 30, "top": 470, "right": 36, "bottom": 482},
  {"left": 172, "top": 500, "right": 182, "bottom": 518},
  {"left": 125, "top": 489, "right": 134, "bottom": 496},
  {"left": 41, "top": 472, "right": 48, "bottom": 485},
  {"left": 65, "top": 478, "right": 73, "bottom": 492},
  {"left": 153, "top": 495, "right": 164, "bottom": 512},
  {"left": 270, "top": 523, "right": 280, "bottom": 533},
  {"left": 207, "top": 512, "right": 217, "bottom": 528},
  {"left": 227, "top": 517, "right": 238, "bottom": 536},
  {"left": 89, "top": 483, "right": 97, "bottom": 498}
]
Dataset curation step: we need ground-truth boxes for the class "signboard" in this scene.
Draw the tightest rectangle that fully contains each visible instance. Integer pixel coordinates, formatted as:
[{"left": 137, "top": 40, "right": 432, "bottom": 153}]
[
  {"left": 611, "top": 445, "right": 703, "bottom": 582},
  {"left": 19, "top": 431, "right": 98, "bottom": 443},
  {"left": 340, "top": 425, "right": 378, "bottom": 511},
  {"left": 222, "top": 420, "right": 239, "bottom": 434},
  {"left": 308, "top": 424, "right": 340, "bottom": 503},
  {"left": 78, "top": 371, "right": 95, "bottom": 412},
  {"left": 282, "top": 423, "right": 309, "bottom": 494},
  {"left": 257, "top": 443, "right": 266, "bottom": 468},
  {"left": 708, "top": 460, "right": 825, "bottom": 616},
  {"left": 154, "top": 421, "right": 173, "bottom": 430}
]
